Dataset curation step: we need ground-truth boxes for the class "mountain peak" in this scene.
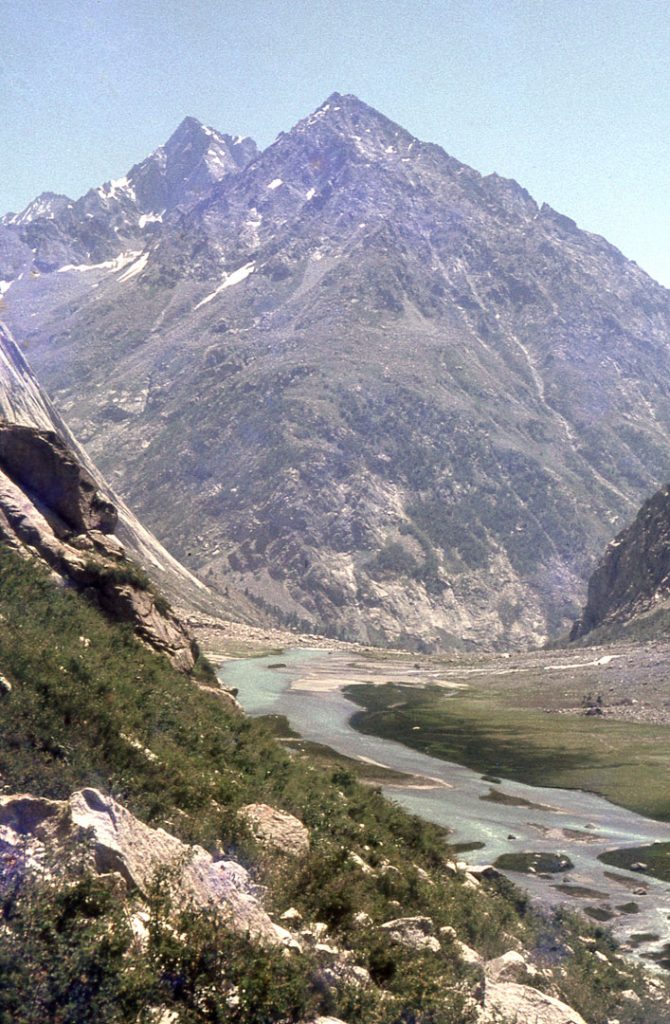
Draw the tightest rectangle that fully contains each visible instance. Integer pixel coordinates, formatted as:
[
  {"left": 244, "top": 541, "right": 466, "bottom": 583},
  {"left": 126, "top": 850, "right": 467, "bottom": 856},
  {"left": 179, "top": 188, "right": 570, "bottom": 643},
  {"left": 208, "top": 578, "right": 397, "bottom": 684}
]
[
  {"left": 128, "top": 118, "right": 258, "bottom": 214},
  {"left": 166, "top": 115, "right": 215, "bottom": 148},
  {"left": 284, "top": 92, "right": 417, "bottom": 157},
  {"left": 3, "top": 191, "right": 72, "bottom": 228}
]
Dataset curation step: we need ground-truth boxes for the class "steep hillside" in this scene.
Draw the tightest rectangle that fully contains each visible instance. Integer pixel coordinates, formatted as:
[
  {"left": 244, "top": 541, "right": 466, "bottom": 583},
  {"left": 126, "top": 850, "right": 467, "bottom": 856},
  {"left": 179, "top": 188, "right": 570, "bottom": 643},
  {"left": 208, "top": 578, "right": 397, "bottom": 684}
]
[
  {"left": 572, "top": 481, "right": 670, "bottom": 643},
  {"left": 0, "top": 320, "right": 260, "bottom": 623},
  {"left": 1, "top": 544, "right": 667, "bottom": 1023},
  {"left": 6, "top": 95, "right": 670, "bottom": 648}
]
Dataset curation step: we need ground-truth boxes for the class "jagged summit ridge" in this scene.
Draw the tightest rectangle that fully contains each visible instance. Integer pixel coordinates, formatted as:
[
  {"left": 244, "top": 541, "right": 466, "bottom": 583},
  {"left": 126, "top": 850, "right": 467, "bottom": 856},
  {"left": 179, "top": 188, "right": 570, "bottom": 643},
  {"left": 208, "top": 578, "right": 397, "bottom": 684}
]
[{"left": 0, "top": 116, "right": 258, "bottom": 279}]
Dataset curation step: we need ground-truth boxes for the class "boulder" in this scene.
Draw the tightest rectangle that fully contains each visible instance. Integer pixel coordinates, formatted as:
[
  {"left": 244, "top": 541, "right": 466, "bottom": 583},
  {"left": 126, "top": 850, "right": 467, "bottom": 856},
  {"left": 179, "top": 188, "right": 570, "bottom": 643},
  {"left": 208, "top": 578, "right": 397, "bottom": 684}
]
[
  {"left": 455, "top": 940, "right": 483, "bottom": 967},
  {"left": 483, "top": 981, "right": 588, "bottom": 1024},
  {"left": 0, "top": 793, "right": 63, "bottom": 836},
  {"left": 380, "top": 915, "right": 441, "bottom": 952},
  {"left": 466, "top": 864, "right": 503, "bottom": 882},
  {"left": 280, "top": 906, "right": 303, "bottom": 924},
  {"left": 238, "top": 803, "right": 310, "bottom": 856},
  {"left": 0, "top": 789, "right": 286, "bottom": 945},
  {"left": 348, "top": 850, "right": 374, "bottom": 874},
  {"left": 485, "top": 950, "right": 536, "bottom": 983}
]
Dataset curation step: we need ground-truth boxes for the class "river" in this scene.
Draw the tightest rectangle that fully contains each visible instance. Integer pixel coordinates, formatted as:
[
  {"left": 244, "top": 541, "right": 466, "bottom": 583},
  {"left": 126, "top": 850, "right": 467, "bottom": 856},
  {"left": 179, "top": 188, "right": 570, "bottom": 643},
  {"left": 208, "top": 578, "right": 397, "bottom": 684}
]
[{"left": 220, "top": 647, "right": 670, "bottom": 967}]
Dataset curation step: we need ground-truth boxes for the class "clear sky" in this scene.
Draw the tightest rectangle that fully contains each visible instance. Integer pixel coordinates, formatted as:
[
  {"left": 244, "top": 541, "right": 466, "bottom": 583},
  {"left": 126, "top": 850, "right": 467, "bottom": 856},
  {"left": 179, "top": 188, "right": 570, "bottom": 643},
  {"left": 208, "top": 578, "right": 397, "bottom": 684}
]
[{"left": 2, "top": 0, "right": 669, "bottom": 285}]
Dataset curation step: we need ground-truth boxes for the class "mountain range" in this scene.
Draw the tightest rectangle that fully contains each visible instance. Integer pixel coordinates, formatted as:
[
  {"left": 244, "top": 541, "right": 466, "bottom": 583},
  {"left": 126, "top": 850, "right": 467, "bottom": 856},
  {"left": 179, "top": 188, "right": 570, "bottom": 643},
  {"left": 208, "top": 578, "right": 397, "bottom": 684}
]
[{"left": 4, "top": 93, "right": 670, "bottom": 649}]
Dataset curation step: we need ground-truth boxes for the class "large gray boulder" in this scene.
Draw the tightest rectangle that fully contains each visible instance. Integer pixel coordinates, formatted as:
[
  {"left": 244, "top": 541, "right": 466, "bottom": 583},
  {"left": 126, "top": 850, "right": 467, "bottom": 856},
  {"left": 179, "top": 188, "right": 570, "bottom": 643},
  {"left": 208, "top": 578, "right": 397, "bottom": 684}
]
[
  {"left": 482, "top": 981, "right": 588, "bottom": 1024},
  {"left": 0, "top": 788, "right": 288, "bottom": 946},
  {"left": 0, "top": 421, "right": 117, "bottom": 535},
  {"left": 238, "top": 802, "right": 310, "bottom": 857}
]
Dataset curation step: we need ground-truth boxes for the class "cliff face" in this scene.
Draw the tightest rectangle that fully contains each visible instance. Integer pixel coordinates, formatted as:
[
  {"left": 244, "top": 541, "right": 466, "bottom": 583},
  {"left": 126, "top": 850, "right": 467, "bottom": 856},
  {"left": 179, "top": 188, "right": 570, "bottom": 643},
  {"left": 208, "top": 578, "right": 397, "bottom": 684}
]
[
  {"left": 571, "top": 483, "right": 670, "bottom": 641},
  {"left": 0, "top": 418, "right": 197, "bottom": 670}
]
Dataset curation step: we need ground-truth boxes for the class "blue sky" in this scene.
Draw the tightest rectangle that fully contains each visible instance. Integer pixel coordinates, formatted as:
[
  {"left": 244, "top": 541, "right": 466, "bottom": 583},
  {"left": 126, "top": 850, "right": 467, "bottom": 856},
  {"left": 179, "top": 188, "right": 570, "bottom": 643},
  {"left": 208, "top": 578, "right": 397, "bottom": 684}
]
[{"left": 2, "top": 0, "right": 669, "bottom": 285}]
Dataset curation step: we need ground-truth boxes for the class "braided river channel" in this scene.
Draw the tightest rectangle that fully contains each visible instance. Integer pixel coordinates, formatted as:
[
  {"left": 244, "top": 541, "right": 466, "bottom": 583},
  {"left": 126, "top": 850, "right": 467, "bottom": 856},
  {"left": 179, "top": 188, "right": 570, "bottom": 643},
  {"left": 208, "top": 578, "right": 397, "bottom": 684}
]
[{"left": 220, "top": 648, "right": 670, "bottom": 969}]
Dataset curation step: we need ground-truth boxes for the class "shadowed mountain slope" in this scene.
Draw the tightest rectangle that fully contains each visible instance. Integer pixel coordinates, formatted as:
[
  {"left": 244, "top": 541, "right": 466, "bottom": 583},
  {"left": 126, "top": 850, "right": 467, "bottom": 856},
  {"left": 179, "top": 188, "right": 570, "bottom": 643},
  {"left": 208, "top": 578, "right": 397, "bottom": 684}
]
[{"left": 572, "top": 481, "right": 670, "bottom": 643}]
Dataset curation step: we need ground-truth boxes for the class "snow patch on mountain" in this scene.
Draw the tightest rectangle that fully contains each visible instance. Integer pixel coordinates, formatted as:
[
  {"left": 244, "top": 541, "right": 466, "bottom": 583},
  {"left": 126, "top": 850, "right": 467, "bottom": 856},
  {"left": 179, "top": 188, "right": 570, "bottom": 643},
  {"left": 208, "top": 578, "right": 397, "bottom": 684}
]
[
  {"left": 117, "top": 252, "right": 150, "bottom": 283},
  {"left": 57, "top": 251, "right": 142, "bottom": 275},
  {"left": 138, "top": 212, "right": 164, "bottom": 228},
  {"left": 194, "top": 262, "right": 256, "bottom": 309}
]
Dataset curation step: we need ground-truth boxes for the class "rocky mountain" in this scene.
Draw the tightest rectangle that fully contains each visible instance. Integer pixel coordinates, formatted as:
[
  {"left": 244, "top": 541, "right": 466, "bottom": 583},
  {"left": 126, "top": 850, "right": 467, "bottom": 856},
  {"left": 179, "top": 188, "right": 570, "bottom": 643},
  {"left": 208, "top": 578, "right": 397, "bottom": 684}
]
[
  {"left": 5, "top": 93, "right": 670, "bottom": 649},
  {"left": 0, "top": 297, "right": 666, "bottom": 1021},
  {"left": 572, "top": 481, "right": 670, "bottom": 643},
  {"left": 0, "top": 117, "right": 257, "bottom": 278}
]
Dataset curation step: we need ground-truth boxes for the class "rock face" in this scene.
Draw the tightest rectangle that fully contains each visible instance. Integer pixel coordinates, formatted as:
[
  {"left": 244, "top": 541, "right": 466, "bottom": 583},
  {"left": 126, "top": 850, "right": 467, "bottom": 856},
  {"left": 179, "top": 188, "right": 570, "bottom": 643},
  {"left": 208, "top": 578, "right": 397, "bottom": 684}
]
[
  {"left": 0, "top": 422, "right": 117, "bottom": 535},
  {"left": 0, "top": 788, "right": 285, "bottom": 945},
  {"left": 572, "top": 482, "right": 670, "bottom": 641},
  {"left": 7, "top": 96, "right": 670, "bottom": 648},
  {"left": 0, "top": 320, "right": 261, "bottom": 627},
  {"left": 0, "top": 415, "right": 197, "bottom": 671},
  {"left": 238, "top": 803, "right": 310, "bottom": 857}
]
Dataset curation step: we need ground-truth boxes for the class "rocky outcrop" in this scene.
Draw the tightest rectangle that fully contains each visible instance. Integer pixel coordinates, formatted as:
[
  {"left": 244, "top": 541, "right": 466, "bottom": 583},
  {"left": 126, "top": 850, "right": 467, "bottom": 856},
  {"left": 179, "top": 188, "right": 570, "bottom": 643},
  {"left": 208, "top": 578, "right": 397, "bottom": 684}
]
[
  {"left": 0, "top": 421, "right": 197, "bottom": 671},
  {"left": 379, "top": 915, "right": 441, "bottom": 953},
  {"left": 0, "top": 788, "right": 288, "bottom": 945},
  {"left": 238, "top": 803, "right": 310, "bottom": 857},
  {"left": 0, "top": 421, "right": 116, "bottom": 535},
  {"left": 0, "top": 320, "right": 255, "bottom": 628},
  {"left": 572, "top": 482, "right": 670, "bottom": 641}
]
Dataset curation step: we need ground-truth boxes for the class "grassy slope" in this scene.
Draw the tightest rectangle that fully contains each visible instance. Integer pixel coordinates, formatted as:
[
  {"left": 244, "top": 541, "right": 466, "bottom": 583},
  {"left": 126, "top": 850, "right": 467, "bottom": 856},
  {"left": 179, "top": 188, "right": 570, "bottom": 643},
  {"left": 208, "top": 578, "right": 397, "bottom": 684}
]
[
  {"left": 344, "top": 682, "right": 670, "bottom": 821},
  {"left": 0, "top": 546, "right": 666, "bottom": 1023}
]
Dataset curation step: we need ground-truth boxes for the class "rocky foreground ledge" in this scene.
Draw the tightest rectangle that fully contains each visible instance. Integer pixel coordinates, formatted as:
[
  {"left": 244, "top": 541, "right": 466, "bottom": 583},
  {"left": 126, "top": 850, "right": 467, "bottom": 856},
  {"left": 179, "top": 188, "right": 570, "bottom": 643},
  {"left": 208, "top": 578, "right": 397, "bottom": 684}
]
[{"left": 1, "top": 787, "right": 652, "bottom": 1024}]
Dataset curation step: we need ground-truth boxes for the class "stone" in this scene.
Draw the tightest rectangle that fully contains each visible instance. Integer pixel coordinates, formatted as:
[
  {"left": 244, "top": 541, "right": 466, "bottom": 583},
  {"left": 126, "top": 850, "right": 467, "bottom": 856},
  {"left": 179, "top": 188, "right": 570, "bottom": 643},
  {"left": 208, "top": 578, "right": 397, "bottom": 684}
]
[
  {"left": 348, "top": 851, "right": 374, "bottom": 874},
  {"left": 485, "top": 950, "right": 536, "bottom": 983},
  {"left": 466, "top": 864, "right": 503, "bottom": 882},
  {"left": 380, "top": 915, "right": 441, "bottom": 952},
  {"left": 0, "top": 674, "right": 11, "bottom": 695},
  {"left": 455, "top": 939, "right": 483, "bottom": 967},
  {"left": 0, "top": 793, "right": 63, "bottom": 836},
  {"left": 483, "top": 981, "right": 588, "bottom": 1024},
  {"left": 280, "top": 906, "right": 303, "bottom": 923},
  {"left": 238, "top": 803, "right": 310, "bottom": 857}
]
